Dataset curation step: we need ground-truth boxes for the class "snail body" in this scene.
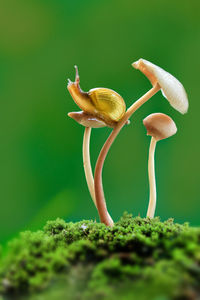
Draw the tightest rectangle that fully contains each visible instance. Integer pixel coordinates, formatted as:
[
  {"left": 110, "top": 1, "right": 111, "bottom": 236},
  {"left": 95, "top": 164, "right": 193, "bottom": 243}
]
[{"left": 67, "top": 66, "right": 126, "bottom": 127}]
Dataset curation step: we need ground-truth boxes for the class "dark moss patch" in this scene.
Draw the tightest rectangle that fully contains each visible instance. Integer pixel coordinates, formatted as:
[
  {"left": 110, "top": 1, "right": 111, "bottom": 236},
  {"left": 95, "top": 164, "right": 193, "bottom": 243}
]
[{"left": 0, "top": 213, "right": 200, "bottom": 300}]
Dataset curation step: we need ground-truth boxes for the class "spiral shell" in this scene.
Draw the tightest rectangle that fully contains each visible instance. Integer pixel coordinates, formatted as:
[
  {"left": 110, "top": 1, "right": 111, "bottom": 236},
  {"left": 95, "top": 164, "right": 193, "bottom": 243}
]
[{"left": 88, "top": 88, "right": 126, "bottom": 124}]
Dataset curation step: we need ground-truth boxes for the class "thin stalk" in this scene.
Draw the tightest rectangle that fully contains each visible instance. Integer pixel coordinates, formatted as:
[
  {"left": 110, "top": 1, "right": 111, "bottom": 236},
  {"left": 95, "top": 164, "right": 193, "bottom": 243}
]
[
  {"left": 83, "top": 127, "right": 96, "bottom": 206},
  {"left": 146, "top": 137, "right": 157, "bottom": 218},
  {"left": 94, "top": 84, "right": 160, "bottom": 226},
  {"left": 83, "top": 127, "right": 114, "bottom": 226}
]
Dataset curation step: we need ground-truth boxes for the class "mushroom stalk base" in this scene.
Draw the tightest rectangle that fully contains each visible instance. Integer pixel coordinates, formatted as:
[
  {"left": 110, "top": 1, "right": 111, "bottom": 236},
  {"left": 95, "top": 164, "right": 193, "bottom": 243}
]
[
  {"left": 83, "top": 127, "right": 114, "bottom": 226},
  {"left": 94, "top": 84, "right": 160, "bottom": 226},
  {"left": 146, "top": 137, "right": 157, "bottom": 218}
]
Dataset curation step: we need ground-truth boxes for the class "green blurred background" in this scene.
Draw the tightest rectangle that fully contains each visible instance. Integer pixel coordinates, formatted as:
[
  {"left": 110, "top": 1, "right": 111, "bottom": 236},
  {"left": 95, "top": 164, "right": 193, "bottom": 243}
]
[{"left": 0, "top": 0, "right": 199, "bottom": 245}]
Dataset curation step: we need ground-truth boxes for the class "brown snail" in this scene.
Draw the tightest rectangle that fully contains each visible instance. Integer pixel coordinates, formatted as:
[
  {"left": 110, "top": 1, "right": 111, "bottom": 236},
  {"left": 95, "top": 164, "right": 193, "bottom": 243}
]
[{"left": 67, "top": 66, "right": 126, "bottom": 127}]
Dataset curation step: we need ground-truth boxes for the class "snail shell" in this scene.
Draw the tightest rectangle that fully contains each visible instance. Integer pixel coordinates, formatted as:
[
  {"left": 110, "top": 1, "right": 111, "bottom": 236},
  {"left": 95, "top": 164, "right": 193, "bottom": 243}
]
[
  {"left": 88, "top": 88, "right": 126, "bottom": 124},
  {"left": 67, "top": 66, "right": 126, "bottom": 127}
]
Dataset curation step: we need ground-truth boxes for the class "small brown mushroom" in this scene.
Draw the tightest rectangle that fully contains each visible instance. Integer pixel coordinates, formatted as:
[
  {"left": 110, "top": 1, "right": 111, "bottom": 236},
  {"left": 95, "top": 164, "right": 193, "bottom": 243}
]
[
  {"left": 143, "top": 113, "right": 177, "bottom": 218},
  {"left": 68, "top": 111, "right": 107, "bottom": 128},
  {"left": 68, "top": 111, "right": 106, "bottom": 208}
]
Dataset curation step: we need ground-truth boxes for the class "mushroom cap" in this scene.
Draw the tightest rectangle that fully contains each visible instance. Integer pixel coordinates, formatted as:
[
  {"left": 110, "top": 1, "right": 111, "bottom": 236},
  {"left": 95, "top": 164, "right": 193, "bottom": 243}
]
[
  {"left": 68, "top": 111, "right": 107, "bottom": 128},
  {"left": 143, "top": 113, "right": 177, "bottom": 141},
  {"left": 132, "top": 59, "right": 189, "bottom": 114}
]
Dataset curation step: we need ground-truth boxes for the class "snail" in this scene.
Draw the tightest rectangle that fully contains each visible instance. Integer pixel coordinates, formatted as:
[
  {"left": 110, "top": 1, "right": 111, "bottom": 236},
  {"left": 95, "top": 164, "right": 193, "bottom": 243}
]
[{"left": 67, "top": 66, "right": 126, "bottom": 127}]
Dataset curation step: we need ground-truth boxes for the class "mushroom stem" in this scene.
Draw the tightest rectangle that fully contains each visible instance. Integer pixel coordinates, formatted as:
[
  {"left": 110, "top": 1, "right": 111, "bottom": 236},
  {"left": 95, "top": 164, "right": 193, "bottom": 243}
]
[
  {"left": 83, "top": 127, "right": 114, "bottom": 226},
  {"left": 94, "top": 84, "right": 160, "bottom": 226},
  {"left": 146, "top": 137, "right": 157, "bottom": 218},
  {"left": 83, "top": 127, "right": 96, "bottom": 206}
]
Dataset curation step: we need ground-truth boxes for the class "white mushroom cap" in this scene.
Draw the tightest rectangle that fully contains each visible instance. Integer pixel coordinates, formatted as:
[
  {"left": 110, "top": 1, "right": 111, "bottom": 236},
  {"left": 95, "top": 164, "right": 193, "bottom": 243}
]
[
  {"left": 68, "top": 111, "right": 107, "bottom": 128},
  {"left": 143, "top": 113, "right": 177, "bottom": 141},
  {"left": 132, "top": 59, "right": 189, "bottom": 114}
]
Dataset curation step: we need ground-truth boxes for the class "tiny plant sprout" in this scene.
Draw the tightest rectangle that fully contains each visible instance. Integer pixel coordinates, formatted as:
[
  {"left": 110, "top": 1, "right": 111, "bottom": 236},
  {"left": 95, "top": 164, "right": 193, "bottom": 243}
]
[
  {"left": 143, "top": 113, "right": 177, "bottom": 219},
  {"left": 68, "top": 66, "right": 126, "bottom": 226}
]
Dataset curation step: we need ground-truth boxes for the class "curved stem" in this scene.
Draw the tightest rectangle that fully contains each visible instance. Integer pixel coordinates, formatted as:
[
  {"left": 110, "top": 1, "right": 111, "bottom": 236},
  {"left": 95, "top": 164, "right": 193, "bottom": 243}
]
[
  {"left": 83, "top": 127, "right": 114, "bottom": 225},
  {"left": 94, "top": 84, "right": 160, "bottom": 226},
  {"left": 146, "top": 137, "right": 157, "bottom": 218}
]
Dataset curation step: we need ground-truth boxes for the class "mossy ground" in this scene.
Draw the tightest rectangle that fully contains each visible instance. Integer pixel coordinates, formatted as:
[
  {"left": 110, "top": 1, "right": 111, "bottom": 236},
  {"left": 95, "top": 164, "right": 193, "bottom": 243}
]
[{"left": 0, "top": 213, "right": 200, "bottom": 300}]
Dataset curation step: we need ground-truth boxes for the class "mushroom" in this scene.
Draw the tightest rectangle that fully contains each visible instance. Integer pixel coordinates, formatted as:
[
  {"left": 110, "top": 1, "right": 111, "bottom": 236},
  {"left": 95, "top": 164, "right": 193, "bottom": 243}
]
[
  {"left": 68, "top": 111, "right": 106, "bottom": 206},
  {"left": 67, "top": 66, "right": 126, "bottom": 226},
  {"left": 68, "top": 111, "right": 114, "bottom": 226},
  {"left": 94, "top": 59, "right": 188, "bottom": 225},
  {"left": 143, "top": 113, "right": 177, "bottom": 218},
  {"left": 132, "top": 59, "right": 188, "bottom": 114}
]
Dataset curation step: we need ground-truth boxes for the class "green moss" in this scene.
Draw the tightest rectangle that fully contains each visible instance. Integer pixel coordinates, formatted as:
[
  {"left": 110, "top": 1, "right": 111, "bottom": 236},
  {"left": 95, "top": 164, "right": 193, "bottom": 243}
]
[{"left": 0, "top": 213, "right": 200, "bottom": 299}]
